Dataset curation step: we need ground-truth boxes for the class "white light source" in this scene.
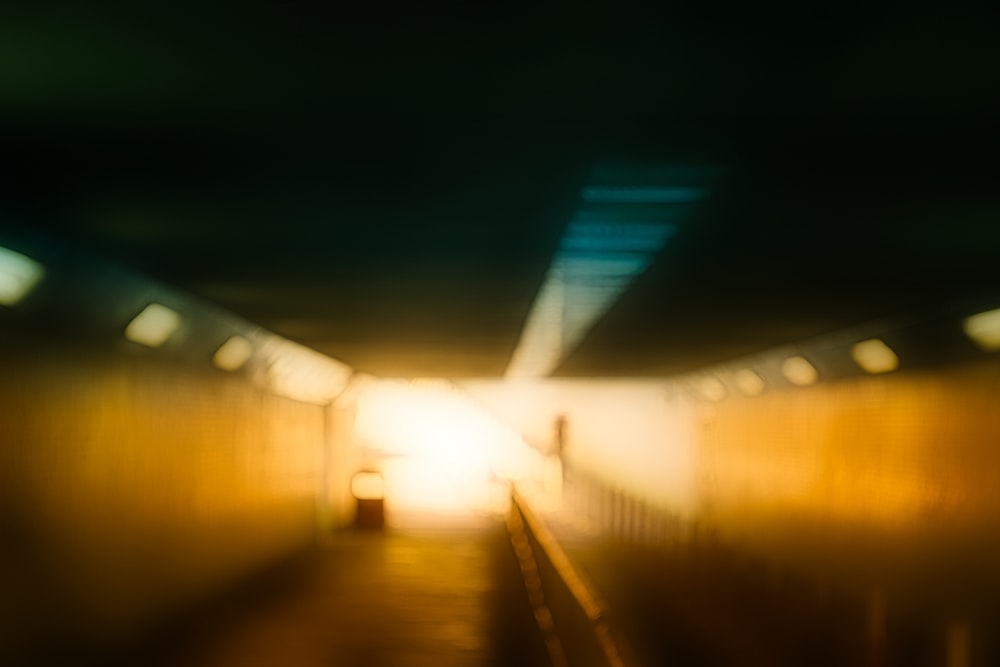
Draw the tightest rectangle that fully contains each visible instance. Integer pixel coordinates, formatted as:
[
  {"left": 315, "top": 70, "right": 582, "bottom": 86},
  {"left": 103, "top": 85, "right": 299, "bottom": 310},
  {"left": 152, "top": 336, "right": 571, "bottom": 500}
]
[
  {"left": 124, "top": 303, "right": 181, "bottom": 347},
  {"left": 782, "top": 355, "right": 818, "bottom": 387},
  {"left": 213, "top": 335, "right": 253, "bottom": 371},
  {"left": 0, "top": 246, "right": 45, "bottom": 306},
  {"left": 264, "top": 338, "right": 352, "bottom": 404},
  {"left": 351, "top": 471, "right": 385, "bottom": 500},
  {"left": 734, "top": 368, "right": 765, "bottom": 396},
  {"left": 963, "top": 308, "right": 1000, "bottom": 351},
  {"left": 851, "top": 338, "right": 899, "bottom": 374}
]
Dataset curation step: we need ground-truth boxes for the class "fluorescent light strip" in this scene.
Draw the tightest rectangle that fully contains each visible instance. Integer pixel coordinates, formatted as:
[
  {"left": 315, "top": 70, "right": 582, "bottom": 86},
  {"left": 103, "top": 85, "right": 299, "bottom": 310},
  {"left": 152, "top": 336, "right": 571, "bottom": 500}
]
[
  {"left": 561, "top": 223, "right": 677, "bottom": 254},
  {"left": 507, "top": 177, "right": 711, "bottom": 378},
  {"left": 125, "top": 303, "right": 181, "bottom": 348},
  {"left": 0, "top": 246, "right": 45, "bottom": 306},
  {"left": 554, "top": 253, "right": 651, "bottom": 280},
  {"left": 581, "top": 186, "right": 708, "bottom": 204}
]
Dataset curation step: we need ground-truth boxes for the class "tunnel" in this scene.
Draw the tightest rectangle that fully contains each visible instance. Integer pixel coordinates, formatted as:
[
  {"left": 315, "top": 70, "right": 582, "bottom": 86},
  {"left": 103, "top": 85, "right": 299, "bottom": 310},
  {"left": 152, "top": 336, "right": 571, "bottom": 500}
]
[{"left": 3, "top": 5, "right": 1000, "bottom": 667}]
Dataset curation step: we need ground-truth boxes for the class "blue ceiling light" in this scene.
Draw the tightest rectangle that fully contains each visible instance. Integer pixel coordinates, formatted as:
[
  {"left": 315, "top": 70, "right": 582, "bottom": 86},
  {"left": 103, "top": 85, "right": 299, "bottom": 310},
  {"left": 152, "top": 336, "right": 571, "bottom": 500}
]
[
  {"left": 506, "top": 163, "right": 721, "bottom": 378},
  {"left": 560, "top": 221, "right": 677, "bottom": 254},
  {"left": 580, "top": 185, "right": 708, "bottom": 205}
]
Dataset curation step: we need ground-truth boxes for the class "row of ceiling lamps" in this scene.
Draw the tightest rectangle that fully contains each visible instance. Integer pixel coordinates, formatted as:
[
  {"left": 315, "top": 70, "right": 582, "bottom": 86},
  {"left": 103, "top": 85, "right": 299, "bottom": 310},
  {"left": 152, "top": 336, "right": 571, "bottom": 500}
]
[
  {"left": 1, "top": 244, "right": 257, "bottom": 374},
  {"left": 693, "top": 311, "right": 1000, "bottom": 402},
  {"left": 1, "top": 242, "right": 364, "bottom": 404}
]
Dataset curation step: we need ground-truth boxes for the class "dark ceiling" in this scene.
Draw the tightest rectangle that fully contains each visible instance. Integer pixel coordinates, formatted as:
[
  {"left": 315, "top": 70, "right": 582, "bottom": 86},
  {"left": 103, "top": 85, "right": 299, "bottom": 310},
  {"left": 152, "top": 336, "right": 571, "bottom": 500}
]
[{"left": 2, "top": 3, "right": 999, "bottom": 377}]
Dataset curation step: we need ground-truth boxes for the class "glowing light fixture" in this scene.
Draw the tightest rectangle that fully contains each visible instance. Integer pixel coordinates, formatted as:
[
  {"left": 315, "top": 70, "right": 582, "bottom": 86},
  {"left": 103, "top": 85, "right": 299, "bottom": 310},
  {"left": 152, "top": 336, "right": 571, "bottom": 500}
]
[
  {"left": 213, "top": 335, "right": 253, "bottom": 371},
  {"left": 581, "top": 186, "right": 708, "bottom": 204},
  {"left": 507, "top": 165, "right": 716, "bottom": 378},
  {"left": 963, "top": 308, "right": 1000, "bottom": 351},
  {"left": 734, "top": 368, "right": 765, "bottom": 396},
  {"left": 351, "top": 471, "right": 385, "bottom": 500},
  {"left": 782, "top": 355, "right": 818, "bottom": 387},
  {"left": 0, "top": 246, "right": 45, "bottom": 306},
  {"left": 697, "top": 376, "right": 727, "bottom": 402},
  {"left": 851, "top": 338, "right": 899, "bottom": 374},
  {"left": 264, "top": 338, "right": 352, "bottom": 404},
  {"left": 124, "top": 303, "right": 181, "bottom": 347}
]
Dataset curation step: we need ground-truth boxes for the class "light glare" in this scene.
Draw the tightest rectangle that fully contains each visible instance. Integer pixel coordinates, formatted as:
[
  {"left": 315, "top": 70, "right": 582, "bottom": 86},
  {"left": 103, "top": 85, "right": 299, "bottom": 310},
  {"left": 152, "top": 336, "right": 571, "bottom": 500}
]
[
  {"left": 0, "top": 246, "right": 45, "bottom": 306},
  {"left": 351, "top": 472, "right": 385, "bottom": 500},
  {"left": 851, "top": 339, "right": 899, "bottom": 374},
  {"left": 124, "top": 303, "right": 181, "bottom": 348},
  {"left": 734, "top": 369, "right": 765, "bottom": 396},
  {"left": 698, "top": 376, "right": 727, "bottom": 402},
  {"left": 782, "top": 355, "right": 818, "bottom": 387},
  {"left": 963, "top": 308, "right": 1000, "bottom": 351},
  {"left": 213, "top": 335, "right": 253, "bottom": 371}
]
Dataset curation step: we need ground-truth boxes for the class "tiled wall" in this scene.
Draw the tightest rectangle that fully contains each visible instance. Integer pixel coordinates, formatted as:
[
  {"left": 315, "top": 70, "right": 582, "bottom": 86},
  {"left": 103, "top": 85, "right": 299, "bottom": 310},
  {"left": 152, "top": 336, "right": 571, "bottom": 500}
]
[
  {"left": 696, "top": 358, "right": 1000, "bottom": 597},
  {"left": 0, "top": 336, "right": 337, "bottom": 658}
]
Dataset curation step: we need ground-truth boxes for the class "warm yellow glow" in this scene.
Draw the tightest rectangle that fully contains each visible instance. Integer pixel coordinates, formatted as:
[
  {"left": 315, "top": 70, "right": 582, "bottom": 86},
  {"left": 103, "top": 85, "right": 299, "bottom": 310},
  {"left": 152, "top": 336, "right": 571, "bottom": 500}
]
[
  {"left": 734, "top": 368, "right": 765, "bottom": 396},
  {"left": 697, "top": 376, "right": 726, "bottom": 402},
  {"left": 124, "top": 303, "right": 181, "bottom": 347},
  {"left": 963, "top": 308, "right": 1000, "bottom": 351},
  {"left": 851, "top": 338, "right": 899, "bottom": 374},
  {"left": 782, "top": 355, "right": 818, "bottom": 386},
  {"left": 353, "top": 379, "right": 540, "bottom": 513},
  {"left": 212, "top": 335, "right": 253, "bottom": 371},
  {"left": 0, "top": 246, "right": 44, "bottom": 306},
  {"left": 262, "top": 338, "right": 352, "bottom": 404},
  {"left": 350, "top": 471, "right": 385, "bottom": 500},
  {"left": 460, "top": 378, "right": 699, "bottom": 514}
]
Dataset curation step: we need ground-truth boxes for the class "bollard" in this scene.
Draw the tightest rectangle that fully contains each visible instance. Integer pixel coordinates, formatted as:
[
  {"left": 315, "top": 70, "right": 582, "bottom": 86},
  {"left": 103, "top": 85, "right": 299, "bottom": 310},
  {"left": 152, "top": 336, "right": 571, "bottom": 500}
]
[
  {"left": 946, "top": 621, "right": 970, "bottom": 667},
  {"left": 866, "top": 587, "right": 886, "bottom": 667}
]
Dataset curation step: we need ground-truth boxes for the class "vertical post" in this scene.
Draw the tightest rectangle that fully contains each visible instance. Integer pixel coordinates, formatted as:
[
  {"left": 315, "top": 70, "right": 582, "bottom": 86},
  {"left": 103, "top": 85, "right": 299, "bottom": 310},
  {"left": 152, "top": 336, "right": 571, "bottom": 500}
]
[
  {"left": 946, "top": 621, "right": 970, "bottom": 667},
  {"left": 315, "top": 401, "right": 333, "bottom": 540},
  {"left": 866, "top": 587, "right": 886, "bottom": 667}
]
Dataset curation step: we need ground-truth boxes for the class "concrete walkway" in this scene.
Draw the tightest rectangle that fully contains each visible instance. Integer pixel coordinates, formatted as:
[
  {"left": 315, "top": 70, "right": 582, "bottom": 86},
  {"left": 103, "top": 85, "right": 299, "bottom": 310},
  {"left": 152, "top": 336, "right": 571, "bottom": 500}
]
[{"left": 136, "top": 511, "right": 548, "bottom": 667}]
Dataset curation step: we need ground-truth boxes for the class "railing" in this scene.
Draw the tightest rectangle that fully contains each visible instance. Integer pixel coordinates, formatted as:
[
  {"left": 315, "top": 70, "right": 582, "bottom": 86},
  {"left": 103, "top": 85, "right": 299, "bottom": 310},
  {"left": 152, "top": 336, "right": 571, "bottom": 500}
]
[{"left": 507, "top": 487, "right": 628, "bottom": 667}]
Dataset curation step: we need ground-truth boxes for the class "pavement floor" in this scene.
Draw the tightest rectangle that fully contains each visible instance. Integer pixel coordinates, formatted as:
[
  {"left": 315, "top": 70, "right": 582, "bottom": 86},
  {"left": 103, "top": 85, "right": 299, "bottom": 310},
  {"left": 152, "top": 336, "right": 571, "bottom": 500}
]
[{"left": 125, "top": 510, "right": 550, "bottom": 667}]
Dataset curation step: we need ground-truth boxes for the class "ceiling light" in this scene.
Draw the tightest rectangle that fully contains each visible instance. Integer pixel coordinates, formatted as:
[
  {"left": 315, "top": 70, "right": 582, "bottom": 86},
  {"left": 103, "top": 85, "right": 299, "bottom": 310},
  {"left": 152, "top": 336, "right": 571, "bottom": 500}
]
[
  {"left": 698, "top": 376, "right": 727, "bottom": 402},
  {"left": 734, "top": 368, "right": 765, "bottom": 396},
  {"left": 0, "top": 246, "right": 45, "bottom": 306},
  {"left": 782, "top": 356, "right": 818, "bottom": 387},
  {"left": 581, "top": 186, "right": 708, "bottom": 204},
  {"left": 351, "top": 471, "right": 385, "bottom": 500},
  {"left": 213, "top": 335, "right": 253, "bottom": 371},
  {"left": 265, "top": 338, "right": 352, "bottom": 404},
  {"left": 124, "top": 303, "right": 181, "bottom": 347},
  {"left": 963, "top": 308, "right": 1000, "bottom": 351},
  {"left": 851, "top": 339, "right": 899, "bottom": 374}
]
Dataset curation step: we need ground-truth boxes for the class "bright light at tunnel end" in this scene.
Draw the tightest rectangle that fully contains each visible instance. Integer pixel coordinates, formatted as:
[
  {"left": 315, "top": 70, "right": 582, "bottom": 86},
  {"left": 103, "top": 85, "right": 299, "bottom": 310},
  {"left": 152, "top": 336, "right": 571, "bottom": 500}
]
[{"left": 353, "top": 379, "right": 541, "bottom": 516}]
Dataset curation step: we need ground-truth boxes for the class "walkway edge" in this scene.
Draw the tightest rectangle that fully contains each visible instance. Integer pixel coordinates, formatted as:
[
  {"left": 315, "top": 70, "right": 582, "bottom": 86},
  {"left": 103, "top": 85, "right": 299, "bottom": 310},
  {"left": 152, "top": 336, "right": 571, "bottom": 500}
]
[{"left": 512, "top": 488, "right": 627, "bottom": 667}]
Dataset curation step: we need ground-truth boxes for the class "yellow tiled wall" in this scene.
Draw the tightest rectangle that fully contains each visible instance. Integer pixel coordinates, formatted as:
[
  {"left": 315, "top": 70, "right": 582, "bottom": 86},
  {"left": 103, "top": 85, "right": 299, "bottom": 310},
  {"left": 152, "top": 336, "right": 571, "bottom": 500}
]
[
  {"left": 697, "top": 359, "right": 1000, "bottom": 594},
  {"left": 0, "top": 339, "right": 336, "bottom": 654}
]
